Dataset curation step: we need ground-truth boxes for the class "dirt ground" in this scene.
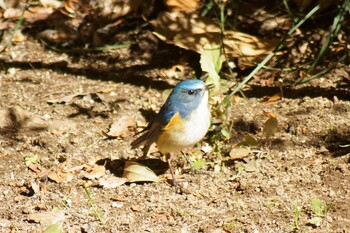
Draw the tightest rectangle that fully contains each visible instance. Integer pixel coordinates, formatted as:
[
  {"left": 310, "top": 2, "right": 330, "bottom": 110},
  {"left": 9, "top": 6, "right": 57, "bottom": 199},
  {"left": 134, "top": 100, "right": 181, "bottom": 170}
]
[{"left": 0, "top": 22, "right": 350, "bottom": 233}]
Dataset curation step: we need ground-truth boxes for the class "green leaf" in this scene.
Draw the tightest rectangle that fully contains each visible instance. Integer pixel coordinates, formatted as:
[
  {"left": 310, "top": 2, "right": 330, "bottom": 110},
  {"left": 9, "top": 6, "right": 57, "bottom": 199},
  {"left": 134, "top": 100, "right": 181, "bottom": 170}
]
[
  {"left": 24, "top": 154, "right": 39, "bottom": 166},
  {"left": 220, "top": 128, "right": 231, "bottom": 140},
  {"left": 309, "top": 216, "right": 322, "bottom": 226},
  {"left": 293, "top": 205, "right": 300, "bottom": 230},
  {"left": 200, "top": 44, "right": 222, "bottom": 91},
  {"left": 311, "top": 198, "right": 323, "bottom": 216},
  {"left": 43, "top": 222, "right": 63, "bottom": 233},
  {"left": 193, "top": 160, "right": 206, "bottom": 170}
]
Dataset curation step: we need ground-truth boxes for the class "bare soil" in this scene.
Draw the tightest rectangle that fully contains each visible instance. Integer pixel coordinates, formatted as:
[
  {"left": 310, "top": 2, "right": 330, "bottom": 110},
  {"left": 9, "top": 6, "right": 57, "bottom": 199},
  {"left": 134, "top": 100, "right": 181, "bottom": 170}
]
[{"left": 0, "top": 27, "right": 349, "bottom": 233}]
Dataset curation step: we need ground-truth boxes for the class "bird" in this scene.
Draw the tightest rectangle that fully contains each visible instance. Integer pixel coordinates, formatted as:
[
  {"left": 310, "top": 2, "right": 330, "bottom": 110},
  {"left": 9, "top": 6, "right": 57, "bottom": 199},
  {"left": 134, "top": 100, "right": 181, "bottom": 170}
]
[{"left": 131, "top": 79, "right": 212, "bottom": 185}]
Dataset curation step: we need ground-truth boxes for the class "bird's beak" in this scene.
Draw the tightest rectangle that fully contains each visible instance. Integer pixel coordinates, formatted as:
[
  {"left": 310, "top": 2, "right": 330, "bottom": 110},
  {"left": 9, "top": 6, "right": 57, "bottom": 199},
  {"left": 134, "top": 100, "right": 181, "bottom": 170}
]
[{"left": 206, "top": 83, "right": 215, "bottom": 90}]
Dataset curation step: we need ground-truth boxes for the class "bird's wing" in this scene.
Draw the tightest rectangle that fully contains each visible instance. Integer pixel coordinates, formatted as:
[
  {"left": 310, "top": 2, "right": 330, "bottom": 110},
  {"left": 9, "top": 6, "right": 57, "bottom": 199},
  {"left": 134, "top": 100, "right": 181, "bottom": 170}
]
[
  {"left": 131, "top": 109, "right": 179, "bottom": 156},
  {"left": 131, "top": 120, "right": 162, "bottom": 147}
]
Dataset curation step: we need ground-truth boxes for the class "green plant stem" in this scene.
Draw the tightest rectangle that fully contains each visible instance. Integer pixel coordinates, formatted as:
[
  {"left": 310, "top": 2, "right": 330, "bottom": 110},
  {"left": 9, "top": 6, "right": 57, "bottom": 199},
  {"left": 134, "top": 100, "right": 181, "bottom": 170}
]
[
  {"left": 293, "top": 51, "right": 348, "bottom": 85},
  {"left": 307, "top": 2, "right": 347, "bottom": 73},
  {"left": 82, "top": 183, "right": 103, "bottom": 223},
  {"left": 218, "top": 4, "right": 321, "bottom": 109},
  {"left": 0, "top": 2, "right": 28, "bottom": 54}
]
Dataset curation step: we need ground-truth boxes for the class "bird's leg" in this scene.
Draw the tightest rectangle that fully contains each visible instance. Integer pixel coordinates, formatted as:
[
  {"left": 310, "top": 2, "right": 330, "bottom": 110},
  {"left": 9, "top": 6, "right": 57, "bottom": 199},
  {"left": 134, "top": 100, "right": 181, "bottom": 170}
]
[
  {"left": 166, "top": 153, "right": 177, "bottom": 186},
  {"left": 181, "top": 151, "right": 194, "bottom": 174}
]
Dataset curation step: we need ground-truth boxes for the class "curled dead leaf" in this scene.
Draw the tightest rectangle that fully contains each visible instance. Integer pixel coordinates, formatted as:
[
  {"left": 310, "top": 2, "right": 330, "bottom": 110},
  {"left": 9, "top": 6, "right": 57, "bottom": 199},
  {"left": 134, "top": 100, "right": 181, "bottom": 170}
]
[
  {"left": 230, "top": 147, "right": 252, "bottom": 160},
  {"left": 106, "top": 116, "right": 136, "bottom": 138},
  {"left": 27, "top": 209, "right": 65, "bottom": 225},
  {"left": 123, "top": 161, "right": 160, "bottom": 183},
  {"left": 236, "top": 134, "right": 259, "bottom": 148},
  {"left": 164, "top": 0, "right": 200, "bottom": 12},
  {"left": 151, "top": 12, "right": 278, "bottom": 68},
  {"left": 83, "top": 165, "right": 106, "bottom": 180},
  {"left": 99, "top": 177, "right": 127, "bottom": 188},
  {"left": 263, "top": 111, "right": 278, "bottom": 140},
  {"left": 48, "top": 172, "right": 64, "bottom": 183}
]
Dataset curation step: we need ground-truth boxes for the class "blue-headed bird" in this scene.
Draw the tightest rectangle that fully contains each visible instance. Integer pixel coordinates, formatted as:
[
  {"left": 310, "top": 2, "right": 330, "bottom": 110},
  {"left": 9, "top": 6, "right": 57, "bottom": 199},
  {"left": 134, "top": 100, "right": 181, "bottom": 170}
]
[{"left": 131, "top": 79, "right": 212, "bottom": 185}]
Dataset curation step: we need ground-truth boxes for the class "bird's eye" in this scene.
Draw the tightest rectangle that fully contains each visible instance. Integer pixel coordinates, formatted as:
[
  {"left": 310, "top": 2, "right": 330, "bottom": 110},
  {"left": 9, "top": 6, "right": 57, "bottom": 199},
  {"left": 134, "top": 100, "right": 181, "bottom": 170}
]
[{"left": 187, "top": 90, "right": 195, "bottom": 95}]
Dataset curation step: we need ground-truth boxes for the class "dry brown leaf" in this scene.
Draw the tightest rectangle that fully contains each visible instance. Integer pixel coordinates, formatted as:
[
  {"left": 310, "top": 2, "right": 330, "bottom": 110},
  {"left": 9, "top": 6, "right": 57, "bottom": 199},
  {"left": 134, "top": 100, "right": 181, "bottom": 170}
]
[
  {"left": 96, "top": 87, "right": 116, "bottom": 93},
  {"left": 40, "top": 0, "right": 62, "bottom": 9},
  {"left": 164, "top": 0, "right": 200, "bottom": 12},
  {"left": 12, "top": 30, "right": 26, "bottom": 44},
  {"left": 38, "top": 29, "right": 79, "bottom": 44},
  {"left": 31, "top": 181, "right": 40, "bottom": 194},
  {"left": 48, "top": 119, "right": 77, "bottom": 135},
  {"left": 230, "top": 147, "right": 251, "bottom": 160},
  {"left": 131, "top": 205, "right": 141, "bottom": 212},
  {"left": 83, "top": 165, "right": 106, "bottom": 180},
  {"left": 263, "top": 111, "right": 278, "bottom": 140},
  {"left": 48, "top": 172, "right": 64, "bottom": 183},
  {"left": 111, "top": 197, "right": 128, "bottom": 202},
  {"left": 4, "top": 7, "right": 53, "bottom": 22},
  {"left": 3, "top": 8, "right": 21, "bottom": 19},
  {"left": 47, "top": 90, "right": 107, "bottom": 104},
  {"left": 27, "top": 209, "right": 65, "bottom": 225},
  {"left": 123, "top": 161, "right": 160, "bottom": 183},
  {"left": 28, "top": 164, "right": 43, "bottom": 174},
  {"left": 60, "top": 172, "right": 74, "bottom": 182},
  {"left": 63, "top": 0, "right": 80, "bottom": 15},
  {"left": 47, "top": 93, "right": 85, "bottom": 104},
  {"left": 245, "top": 159, "right": 259, "bottom": 172},
  {"left": 99, "top": 177, "right": 127, "bottom": 188},
  {"left": 64, "top": 164, "right": 86, "bottom": 172},
  {"left": 107, "top": 116, "right": 136, "bottom": 138},
  {"left": 236, "top": 134, "right": 259, "bottom": 148},
  {"left": 150, "top": 12, "right": 278, "bottom": 68},
  {"left": 261, "top": 93, "right": 282, "bottom": 103}
]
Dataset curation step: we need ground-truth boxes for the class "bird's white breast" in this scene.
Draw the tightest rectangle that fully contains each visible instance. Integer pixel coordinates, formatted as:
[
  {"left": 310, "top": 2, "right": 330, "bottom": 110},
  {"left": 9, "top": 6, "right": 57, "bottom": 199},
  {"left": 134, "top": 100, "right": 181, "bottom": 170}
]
[{"left": 157, "top": 91, "right": 211, "bottom": 154}]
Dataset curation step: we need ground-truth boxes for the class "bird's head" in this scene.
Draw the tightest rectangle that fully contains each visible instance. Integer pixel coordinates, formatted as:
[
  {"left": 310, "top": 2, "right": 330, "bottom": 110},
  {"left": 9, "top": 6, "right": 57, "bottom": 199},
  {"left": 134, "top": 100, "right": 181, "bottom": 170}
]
[{"left": 164, "top": 79, "right": 212, "bottom": 118}]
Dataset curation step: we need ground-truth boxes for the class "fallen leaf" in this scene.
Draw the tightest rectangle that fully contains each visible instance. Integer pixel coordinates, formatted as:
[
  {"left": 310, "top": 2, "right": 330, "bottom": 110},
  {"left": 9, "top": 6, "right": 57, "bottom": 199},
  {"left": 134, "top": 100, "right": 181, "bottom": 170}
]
[
  {"left": 40, "top": 0, "right": 62, "bottom": 9},
  {"left": 31, "top": 181, "right": 40, "bottom": 194},
  {"left": 28, "top": 164, "right": 43, "bottom": 174},
  {"left": 43, "top": 222, "right": 63, "bottom": 233},
  {"left": 123, "top": 161, "right": 160, "bottom": 183},
  {"left": 106, "top": 116, "right": 136, "bottom": 138},
  {"left": 24, "top": 154, "right": 39, "bottom": 166},
  {"left": 99, "top": 177, "right": 127, "bottom": 188},
  {"left": 38, "top": 29, "right": 79, "bottom": 44},
  {"left": 164, "top": 0, "right": 200, "bottom": 12},
  {"left": 60, "top": 172, "right": 74, "bottom": 182},
  {"left": 12, "top": 30, "right": 27, "bottom": 44},
  {"left": 48, "top": 119, "right": 77, "bottom": 135},
  {"left": 47, "top": 93, "right": 86, "bottom": 104},
  {"left": 63, "top": 0, "right": 80, "bottom": 15},
  {"left": 150, "top": 12, "right": 278, "bottom": 68},
  {"left": 111, "top": 197, "right": 128, "bottom": 202},
  {"left": 193, "top": 159, "right": 206, "bottom": 170},
  {"left": 236, "top": 134, "right": 259, "bottom": 148},
  {"left": 263, "top": 111, "right": 278, "bottom": 140},
  {"left": 230, "top": 147, "right": 251, "bottom": 160},
  {"left": 27, "top": 208, "right": 65, "bottom": 225},
  {"left": 244, "top": 159, "right": 259, "bottom": 172},
  {"left": 83, "top": 165, "right": 106, "bottom": 180},
  {"left": 48, "top": 172, "right": 64, "bottom": 183},
  {"left": 261, "top": 92, "right": 282, "bottom": 103},
  {"left": 131, "top": 205, "right": 141, "bottom": 212}
]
